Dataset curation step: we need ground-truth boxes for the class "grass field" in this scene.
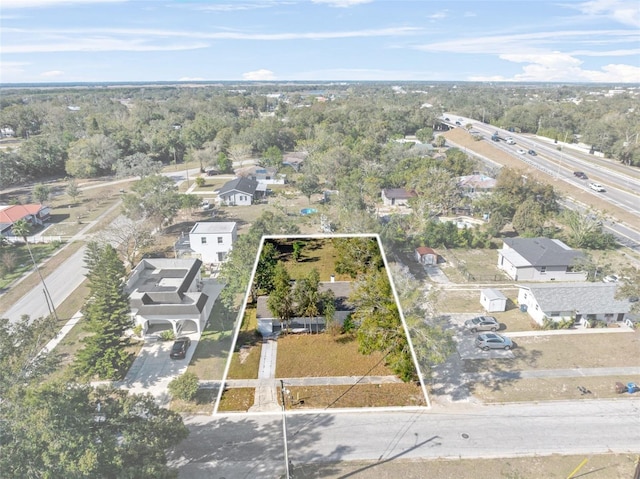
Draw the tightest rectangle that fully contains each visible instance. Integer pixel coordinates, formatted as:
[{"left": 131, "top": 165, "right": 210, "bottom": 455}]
[
  {"left": 285, "top": 383, "right": 426, "bottom": 409},
  {"left": 217, "top": 387, "right": 255, "bottom": 412}
]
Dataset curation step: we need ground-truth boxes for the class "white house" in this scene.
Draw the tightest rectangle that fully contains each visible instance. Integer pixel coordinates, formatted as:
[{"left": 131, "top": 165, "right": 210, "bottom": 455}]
[
  {"left": 517, "top": 282, "right": 632, "bottom": 326},
  {"left": 480, "top": 288, "right": 507, "bottom": 312},
  {"left": 188, "top": 222, "right": 237, "bottom": 264},
  {"left": 126, "top": 258, "right": 212, "bottom": 336},
  {"left": 497, "top": 237, "right": 587, "bottom": 282},
  {"left": 217, "top": 177, "right": 259, "bottom": 206},
  {"left": 381, "top": 188, "right": 416, "bottom": 207}
]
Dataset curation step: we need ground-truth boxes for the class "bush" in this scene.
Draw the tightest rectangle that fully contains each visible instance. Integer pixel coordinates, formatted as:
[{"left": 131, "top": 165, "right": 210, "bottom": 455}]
[
  {"left": 542, "top": 317, "right": 573, "bottom": 330},
  {"left": 195, "top": 177, "right": 205, "bottom": 187},
  {"left": 168, "top": 372, "right": 200, "bottom": 401},
  {"left": 342, "top": 314, "right": 356, "bottom": 334},
  {"left": 160, "top": 329, "right": 175, "bottom": 341},
  {"left": 132, "top": 324, "right": 143, "bottom": 337}
]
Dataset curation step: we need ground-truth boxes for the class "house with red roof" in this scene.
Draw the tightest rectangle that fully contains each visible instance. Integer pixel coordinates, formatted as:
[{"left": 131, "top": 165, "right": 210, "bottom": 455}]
[
  {"left": 415, "top": 246, "right": 439, "bottom": 265},
  {"left": 0, "top": 204, "right": 51, "bottom": 237}
]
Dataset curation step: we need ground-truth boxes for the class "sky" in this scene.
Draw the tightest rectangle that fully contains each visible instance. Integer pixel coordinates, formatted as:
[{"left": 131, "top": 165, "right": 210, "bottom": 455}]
[{"left": 0, "top": 0, "right": 639, "bottom": 84}]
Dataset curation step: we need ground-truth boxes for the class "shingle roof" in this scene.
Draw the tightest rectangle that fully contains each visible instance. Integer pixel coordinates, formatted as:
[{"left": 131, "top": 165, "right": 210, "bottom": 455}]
[
  {"left": 218, "top": 177, "right": 258, "bottom": 196},
  {"left": 382, "top": 188, "right": 416, "bottom": 200},
  {"left": 0, "top": 204, "right": 46, "bottom": 223},
  {"left": 521, "top": 282, "right": 631, "bottom": 315},
  {"left": 503, "top": 237, "right": 584, "bottom": 267}
]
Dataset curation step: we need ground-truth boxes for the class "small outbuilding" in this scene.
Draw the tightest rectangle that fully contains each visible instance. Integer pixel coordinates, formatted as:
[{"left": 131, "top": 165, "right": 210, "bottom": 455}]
[
  {"left": 480, "top": 288, "right": 508, "bottom": 312},
  {"left": 415, "top": 246, "right": 438, "bottom": 265}
]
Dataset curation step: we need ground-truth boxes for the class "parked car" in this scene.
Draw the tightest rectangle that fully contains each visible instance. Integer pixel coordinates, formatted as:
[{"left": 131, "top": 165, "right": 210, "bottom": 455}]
[
  {"left": 603, "top": 274, "right": 619, "bottom": 283},
  {"left": 475, "top": 333, "right": 513, "bottom": 351},
  {"left": 517, "top": 149, "right": 526, "bottom": 154},
  {"left": 589, "top": 182, "right": 605, "bottom": 192},
  {"left": 527, "top": 149, "right": 537, "bottom": 156},
  {"left": 573, "top": 171, "right": 588, "bottom": 179},
  {"left": 170, "top": 337, "right": 191, "bottom": 359},
  {"left": 464, "top": 316, "right": 500, "bottom": 332}
]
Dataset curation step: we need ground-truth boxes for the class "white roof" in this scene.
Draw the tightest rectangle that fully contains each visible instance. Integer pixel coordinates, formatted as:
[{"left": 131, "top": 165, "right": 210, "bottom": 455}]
[
  {"left": 190, "top": 222, "right": 237, "bottom": 234},
  {"left": 482, "top": 288, "right": 507, "bottom": 301}
]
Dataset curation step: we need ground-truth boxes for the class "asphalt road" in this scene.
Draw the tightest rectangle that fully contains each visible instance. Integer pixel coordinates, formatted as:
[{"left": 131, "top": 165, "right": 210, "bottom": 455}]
[
  {"left": 3, "top": 245, "right": 88, "bottom": 323},
  {"left": 171, "top": 399, "right": 640, "bottom": 478}
]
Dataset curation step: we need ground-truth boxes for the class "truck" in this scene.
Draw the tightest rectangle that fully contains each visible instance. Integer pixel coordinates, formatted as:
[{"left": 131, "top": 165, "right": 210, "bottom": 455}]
[{"left": 491, "top": 132, "right": 504, "bottom": 142}]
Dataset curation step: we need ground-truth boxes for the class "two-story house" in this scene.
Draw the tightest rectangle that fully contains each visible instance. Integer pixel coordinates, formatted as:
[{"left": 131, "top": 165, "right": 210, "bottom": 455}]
[{"left": 188, "top": 222, "right": 237, "bottom": 264}]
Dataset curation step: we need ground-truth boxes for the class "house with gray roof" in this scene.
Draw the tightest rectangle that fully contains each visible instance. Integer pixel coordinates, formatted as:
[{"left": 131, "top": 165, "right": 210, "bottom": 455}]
[
  {"left": 126, "top": 258, "right": 212, "bottom": 335},
  {"left": 217, "top": 177, "right": 260, "bottom": 206},
  {"left": 498, "top": 237, "right": 587, "bottom": 282},
  {"left": 517, "top": 282, "right": 633, "bottom": 326},
  {"left": 256, "top": 281, "right": 354, "bottom": 336},
  {"left": 381, "top": 188, "right": 416, "bottom": 207}
]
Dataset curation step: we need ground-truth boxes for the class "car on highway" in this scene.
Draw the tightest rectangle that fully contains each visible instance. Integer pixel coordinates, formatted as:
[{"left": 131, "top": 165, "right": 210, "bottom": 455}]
[
  {"left": 506, "top": 137, "right": 516, "bottom": 145},
  {"left": 464, "top": 316, "right": 500, "bottom": 332},
  {"left": 517, "top": 149, "right": 526, "bottom": 154},
  {"left": 528, "top": 149, "right": 537, "bottom": 156},
  {"left": 589, "top": 182, "right": 605, "bottom": 192},
  {"left": 475, "top": 333, "right": 513, "bottom": 351},
  {"left": 573, "top": 171, "right": 588, "bottom": 179},
  {"left": 170, "top": 337, "right": 192, "bottom": 359}
]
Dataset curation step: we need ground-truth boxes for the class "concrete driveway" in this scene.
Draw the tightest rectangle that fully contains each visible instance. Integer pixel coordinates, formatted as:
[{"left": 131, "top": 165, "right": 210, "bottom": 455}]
[
  {"left": 424, "top": 264, "right": 451, "bottom": 284},
  {"left": 444, "top": 312, "right": 515, "bottom": 360},
  {"left": 123, "top": 333, "right": 200, "bottom": 405}
]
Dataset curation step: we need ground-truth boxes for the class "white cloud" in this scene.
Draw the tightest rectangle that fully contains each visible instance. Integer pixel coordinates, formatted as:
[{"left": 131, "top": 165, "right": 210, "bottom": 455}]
[
  {"left": 242, "top": 69, "right": 276, "bottom": 80},
  {"left": 573, "top": 0, "right": 640, "bottom": 27},
  {"left": 3, "top": 37, "right": 210, "bottom": 53},
  {"left": 40, "top": 70, "right": 64, "bottom": 77},
  {"left": 428, "top": 10, "right": 448, "bottom": 20},
  {"left": 463, "top": 11, "right": 476, "bottom": 17},
  {"left": 0, "top": 61, "right": 29, "bottom": 81},
  {"left": 0, "top": 0, "right": 125, "bottom": 8},
  {"left": 178, "top": 76, "right": 205, "bottom": 81},
  {"left": 311, "top": 0, "right": 372, "bottom": 7}
]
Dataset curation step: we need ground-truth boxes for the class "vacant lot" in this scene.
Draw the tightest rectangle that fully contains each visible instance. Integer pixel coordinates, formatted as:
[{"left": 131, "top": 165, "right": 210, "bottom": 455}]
[{"left": 286, "top": 383, "right": 426, "bottom": 409}]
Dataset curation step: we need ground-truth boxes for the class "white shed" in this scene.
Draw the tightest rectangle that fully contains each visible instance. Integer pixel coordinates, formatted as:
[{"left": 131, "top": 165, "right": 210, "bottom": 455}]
[{"left": 480, "top": 288, "right": 507, "bottom": 312}]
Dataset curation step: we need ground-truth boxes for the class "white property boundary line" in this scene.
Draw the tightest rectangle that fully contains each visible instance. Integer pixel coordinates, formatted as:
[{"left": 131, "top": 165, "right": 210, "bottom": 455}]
[{"left": 212, "top": 233, "right": 432, "bottom": 415}]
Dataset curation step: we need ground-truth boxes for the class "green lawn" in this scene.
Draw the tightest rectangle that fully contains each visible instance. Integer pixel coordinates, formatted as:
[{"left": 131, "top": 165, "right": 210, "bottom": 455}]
[{"left": 0, "top": 241, "right": 65, "bottom": 289}]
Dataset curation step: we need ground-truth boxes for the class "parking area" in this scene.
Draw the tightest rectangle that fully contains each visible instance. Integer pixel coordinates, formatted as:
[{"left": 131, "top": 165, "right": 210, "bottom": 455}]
[{"left": 446, "top": 313, "right": 516, "bottom": 360}]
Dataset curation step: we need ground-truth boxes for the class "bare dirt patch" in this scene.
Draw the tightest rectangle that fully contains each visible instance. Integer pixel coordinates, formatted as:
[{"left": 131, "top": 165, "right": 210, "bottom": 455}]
[{"left": 286, "top": 383, "right": 426, "bottom": 409}]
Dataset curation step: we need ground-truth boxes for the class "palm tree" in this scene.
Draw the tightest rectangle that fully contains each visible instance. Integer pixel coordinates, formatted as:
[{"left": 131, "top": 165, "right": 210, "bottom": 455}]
[{"left": 12, "top": 219, "right": 58, "bottom": 321}]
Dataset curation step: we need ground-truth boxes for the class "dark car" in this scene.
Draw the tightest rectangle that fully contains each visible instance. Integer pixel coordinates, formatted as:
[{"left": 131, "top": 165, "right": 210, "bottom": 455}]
[
  {"left": 475, "top": 333, "right": 513, "bottom": 351},
  {"left": 573, "top": 171, "right": 588, "bottom": 179},
  {"left": 170, "top": 337, "right": 191, "bottom": 359},
  {"left": 527, "top": 149, "right": 536, "bottom": 156},
  {"left": 464, "top": 316, "right": 500, "bottom": 333}
]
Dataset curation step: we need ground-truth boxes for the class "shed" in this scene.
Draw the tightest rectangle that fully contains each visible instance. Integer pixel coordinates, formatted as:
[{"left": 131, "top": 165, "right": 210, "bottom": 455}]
[
  {"left": 480, "top": 288, "right": 507, "bottom": 312},
  {"left": 415, "top": 246, "right": 438, "bottom": 265}
]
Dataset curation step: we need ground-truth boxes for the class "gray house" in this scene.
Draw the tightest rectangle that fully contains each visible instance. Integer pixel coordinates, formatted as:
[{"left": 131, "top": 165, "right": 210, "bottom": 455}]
[
  {"left": 256, "top": 281, "right": 354, "bottom": 336},
  {"left": 497, "top": 237, "right": 587, "bottom": 282},
  {"left": 126, "top": 258, "right": 212, "bottom": 335},
  {"left": 218, "top": 177, "right": 260, "bottom": 206},
  {"left": 517, "top": 282, "right": 633, "bottom": 326}
]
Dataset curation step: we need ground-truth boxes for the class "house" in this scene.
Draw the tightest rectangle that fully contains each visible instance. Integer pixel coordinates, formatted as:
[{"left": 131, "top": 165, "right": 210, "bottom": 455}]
[
  {"left": 457, "top": 174, "right": 496, "bottom": 194},
  {"left": 256, "top": 281, "right": 354, "bottom": 336},
  {"left": 0, "top": 204, "right": 51, "bottom": 236},
  {"left": 282, "top": 151, "right": 307, "bottom": 171},
  {"left": 415, "top": 246, "right": 438, "bottom": 265},
  {"left": 126, "top": 258, "right": 212, "bottom": 335},
  {"left": 517, "top": 283, "right": 632, "bottom": 326},
  {"left": 236, "top": 165, "right": 285, "bottom": 185},
  {"left": 497, "top": 237, "right": 587, "bottom": 282},
  {"left": 480, "top": 288, "right": 508, "bottom": 312},
  {"left": 188, "top": 222, "right": 237, "bottom": 264},
  {"left": 217, "top": 177, "right": 260, "bottom": 206},
  {"left": 381, "top": 188, "right": 416, "bottom": 207}
]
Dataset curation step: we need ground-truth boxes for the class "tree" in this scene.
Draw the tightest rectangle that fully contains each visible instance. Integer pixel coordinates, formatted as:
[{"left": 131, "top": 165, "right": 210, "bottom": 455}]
[
  {"left": 32, "top": 183, "right": 51, "bottom": 204},
  {"left": 616, "top": 267, "right": 640, "bottom": 312},
  {"left": 561, "top": 210, "right": 616, "bottom": 250},
  {"left": 293, "top": 268, "right": 320, "bottom": 332},
  {"left": 216, "top": 152, "right": 232, "bottom": 173},
  {"left": 115, "top": 152, "right": 162, "bottom": 179},
  {"left": 168, "top": 372, "right": 200, "bottom": 401},
  {"left": 227, "top": 143, "right": 252, "bottom": 168},
  {"left": 297, "top": 174, "right": 320, "bottom": 203},
  {"left": 122, "top": 175, "right": 182, "bottom": 232},
  {"left": 100, "top": 216, "right": 155, "bottom": 267},
  {"left": 333, "top": 237, "right": 383, "bottom": 278},
  {"left": 253, "top": 240, "right": 279, "bottom": 297},
  {"left": 267, "top": 262, "right": 294, "bottom": 331},
  {"left": 74, "top": 242, "right": 132, "bottom": 379},
  {"left": 261, "top": 145, "right": 283, "bottom": 169},
  {"left": 66, "top": 134, "right": 121, "bottom": 177},
  {"left": 0, "top": 381, "right": 188, "bottom": 479},
  {"left": 65, "top": 178, "right": 81, "bottom": 204},
  {"left": 511, "top": 199, "right": 545, "bottom": 236}
]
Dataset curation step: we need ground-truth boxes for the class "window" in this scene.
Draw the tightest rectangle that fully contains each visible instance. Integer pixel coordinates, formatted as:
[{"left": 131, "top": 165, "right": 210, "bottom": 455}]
[
  {"left": 549, "top": 311, "right": 560, "bottom": 317},
  {"left": 201, "top": 237, "right": 207, "bottom": 244},
  {"left": 540, "top": 266, "right": 547, "bottom": 273},
  {"left": 217, "top": 237, "right": 223, "bottom": 244}
]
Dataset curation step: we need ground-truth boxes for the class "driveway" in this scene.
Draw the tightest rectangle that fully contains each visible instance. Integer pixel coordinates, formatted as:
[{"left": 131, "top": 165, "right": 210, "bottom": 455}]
[{"left": 424, "top": 264, "right": 451, "bottom": 284}]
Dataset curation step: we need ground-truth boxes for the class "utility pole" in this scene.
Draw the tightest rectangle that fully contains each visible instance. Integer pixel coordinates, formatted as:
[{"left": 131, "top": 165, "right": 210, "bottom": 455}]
[{"left": 280, "top": 380, "right": 291, "bottom": 479}]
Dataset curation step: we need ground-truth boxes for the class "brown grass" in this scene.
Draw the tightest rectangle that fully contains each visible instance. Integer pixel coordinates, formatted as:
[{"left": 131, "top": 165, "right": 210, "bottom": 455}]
[
  {"left": 285, "top": 383, "right": 426, "bottom": 409},
  {"left": 217, "top": 387, "right": 255, "bottom": 412},
  {"left": 169, "top": 389, "right": 216, "bottom": 415},
  {"left": 276, "top": 334, "right": 393, "bottom": 378}
]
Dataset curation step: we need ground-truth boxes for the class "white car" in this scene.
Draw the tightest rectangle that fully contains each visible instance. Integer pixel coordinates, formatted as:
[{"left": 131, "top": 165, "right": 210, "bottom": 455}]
[
  {"left": 603, "top": 274, "right": 618, "bottom": 283},
  {"left": 517, "top": 149, "right": 526, "bottom": 154},
  {"left": 506, "top": 138, "right": 516, "bottom": 145},
  {"left": 589, "top": 182, "right": 605, "bottom": 192}
]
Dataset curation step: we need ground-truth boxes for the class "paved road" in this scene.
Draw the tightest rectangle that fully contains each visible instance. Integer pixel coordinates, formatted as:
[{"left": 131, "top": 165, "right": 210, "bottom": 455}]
[{"left": 170, "top": 399, "right": 640, "bottom": 478}]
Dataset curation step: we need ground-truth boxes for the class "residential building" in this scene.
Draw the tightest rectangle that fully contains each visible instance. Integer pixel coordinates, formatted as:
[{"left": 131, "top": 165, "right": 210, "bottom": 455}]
[
  {"left": 457, "top": 174, "right": 496, "bottom": 195},
  {"left": 188, "top": 222, "right": 237, "bottom": 264},
  {"left": 381, "top": 188, "right": 416, "bottom": 207},
  {"left": 217, "top": 177, "right": 259, "bottom": 206},
  {"left": 0, "top": 204, "right": 51, "bottom": 236},
  {"left": 497, "top": 237, "right": 587, "bottom": 282},
  {"left": 126, "top": 258, "right": 211, "bottom": 335},
  {"left": 517, "top": 283, "right": 632, "bottom": 326}
]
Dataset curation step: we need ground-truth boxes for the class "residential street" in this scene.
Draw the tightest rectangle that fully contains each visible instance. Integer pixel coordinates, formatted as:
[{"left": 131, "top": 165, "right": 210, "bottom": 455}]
[{"left": 170, "top": 399, "right": 640, "bottom": 478}]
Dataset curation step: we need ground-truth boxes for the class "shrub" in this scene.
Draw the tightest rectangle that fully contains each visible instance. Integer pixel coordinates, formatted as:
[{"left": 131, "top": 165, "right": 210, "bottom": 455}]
[
  {"left": 132, "top": 324, "right": 143, "bottom": 337},
  {"left": 195, "top": 177, "right": 205, "bottom": 187},
  {"left": 160, "top": 329, "right": 175, "bottom": 341},
  {"left": 342, "top": 314, "right": 356, "bottom": 334},
  {"left": 168, "top": 372, "right": 200, "bottom": 401},
  {"left": 542, "top": 317, "right": 573, "bottom": 330}
]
